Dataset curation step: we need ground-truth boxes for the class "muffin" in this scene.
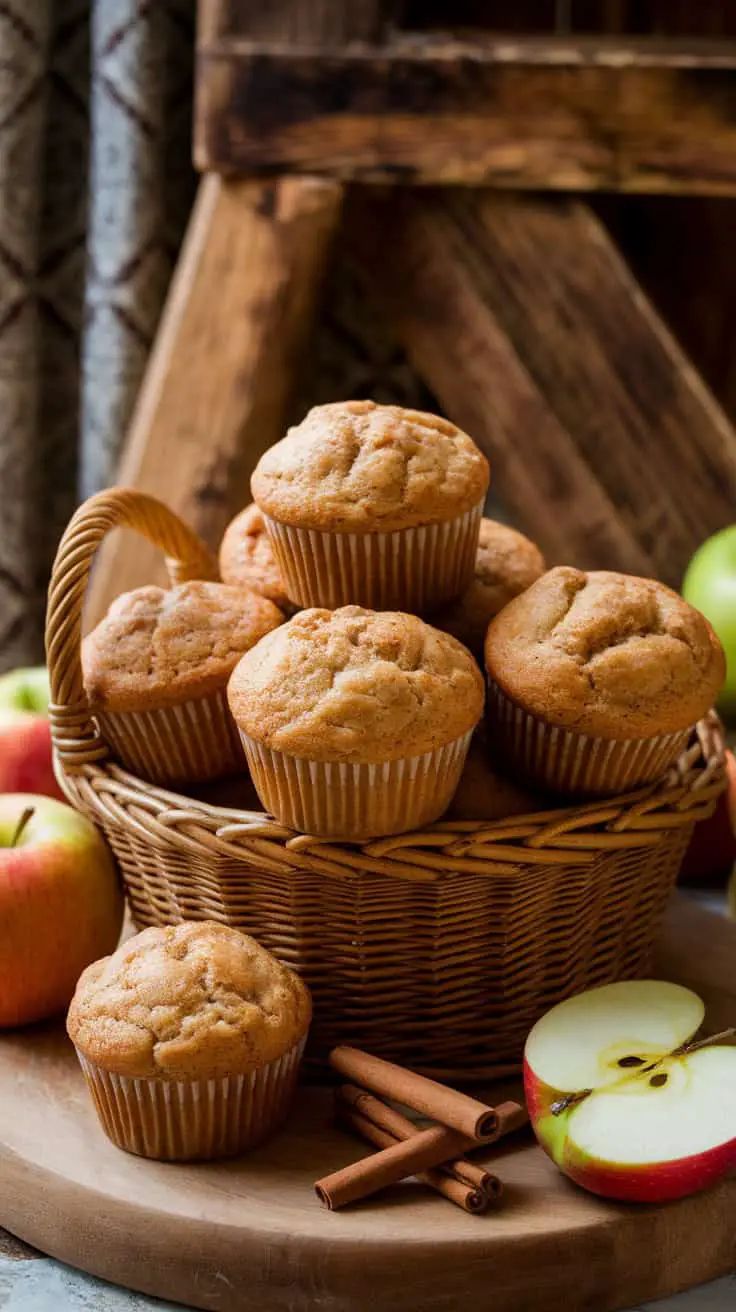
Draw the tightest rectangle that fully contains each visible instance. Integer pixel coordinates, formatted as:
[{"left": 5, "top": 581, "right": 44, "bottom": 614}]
[
  {"left": 219, "top": 503, "right": 297, "bottom": 614},
  {"left": 445, "top": 728, "right": 546, "bottom": 822},
  {"left": 83, "top": 581, "right": 283, "bottom": 785},
  {"left": 485, "top": 567, "right": 725, "bottom": 796},
  {"left": 251, "top": 401, "right": 489, "bottom": 612},
  {"left": 432, "top": 518, "right": 545, "bottom": 660},
  {"left": 67, "top": 922, "right": 311, "bottom": 1161},
  {"left": 227, "top": 606, "right": 485, "bottom": 838}
]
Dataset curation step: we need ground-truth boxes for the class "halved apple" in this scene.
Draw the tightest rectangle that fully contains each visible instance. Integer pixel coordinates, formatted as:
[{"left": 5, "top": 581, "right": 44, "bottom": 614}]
[{"left": 524, "top": 979, "right": 736, "bottom": 1203}]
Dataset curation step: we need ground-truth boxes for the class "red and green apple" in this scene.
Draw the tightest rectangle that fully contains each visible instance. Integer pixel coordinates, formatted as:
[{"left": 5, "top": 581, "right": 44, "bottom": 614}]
[
  {"left": 0, "top": 794, "right": 124, "bottom": 1027},
  {"left": 524, "top": 979, "right": 736, "bottom": 1203},
  {"left": 0, "top": 666, "right": 62, "bottom": 800},
  {"left": 680, "top": 749, "right": 736, "bottom": 886}
]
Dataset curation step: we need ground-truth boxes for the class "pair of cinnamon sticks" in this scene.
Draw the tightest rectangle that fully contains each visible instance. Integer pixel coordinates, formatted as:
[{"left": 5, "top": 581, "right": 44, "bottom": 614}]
[{"left": 315, "top": 1046, "right": 528, "bottom": 1214}]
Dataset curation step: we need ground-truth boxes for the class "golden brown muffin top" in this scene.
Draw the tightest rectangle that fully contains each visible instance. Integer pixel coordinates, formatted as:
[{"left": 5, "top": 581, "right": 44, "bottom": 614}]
[
  {"left": 228, "top": 605, "right": 485, "bottom": 763},
  {"left": 83, "top": 580, "right": 283, "bottom": 713},
  {"left": 219, "top": 503, "right": 295, "bottom": 613},
  {"left": 251, "top": 400, "right": 489, "bottom": 533},
  {"left": 485, "top": 566, "right": 725, "bottom": 739},
  {"left": 66, "top": 922, "right": 312, "bottom": 1080},
  {"left": 433, "top": 519, "right": 545, "bottom": 659}
]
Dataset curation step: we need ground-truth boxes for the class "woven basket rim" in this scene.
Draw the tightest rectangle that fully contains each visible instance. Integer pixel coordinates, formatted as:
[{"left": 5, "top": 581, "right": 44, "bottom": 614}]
[{"left": 52, "top": 712, "right": 725, "bottom": 883}]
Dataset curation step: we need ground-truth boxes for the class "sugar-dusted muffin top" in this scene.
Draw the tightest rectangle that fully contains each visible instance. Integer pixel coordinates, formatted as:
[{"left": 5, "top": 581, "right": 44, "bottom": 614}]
[
  {"left": 219, "top": 503, "right": 295, "bottom": 613},
  {"left": 67, "top": 922, "right": 312, "bottom": 1080},
  {"left": 485, "top": 566, "right": 725, "bottom": 739},
  {"left": 228, "top": 605, "right": 485, "bottom": 763},
  {"left": 83, "top": 580, "right": 283, "bottom": 713},
  {"left": 251, "top": 400, "right": 489, "bottom": 533},
  {"left": 433, "top": 519, "right": 545, "bottom": 658}
]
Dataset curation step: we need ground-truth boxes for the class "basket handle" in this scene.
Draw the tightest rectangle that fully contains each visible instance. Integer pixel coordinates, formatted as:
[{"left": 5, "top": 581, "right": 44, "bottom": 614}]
[{"left": 45, "top": 488, "right": 218, "bottom": 772}]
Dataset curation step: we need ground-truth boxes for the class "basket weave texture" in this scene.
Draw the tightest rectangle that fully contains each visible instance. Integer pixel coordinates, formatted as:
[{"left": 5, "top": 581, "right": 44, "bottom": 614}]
[{"left": 46, "top": 490, "right": 727, "bottom": 1080}]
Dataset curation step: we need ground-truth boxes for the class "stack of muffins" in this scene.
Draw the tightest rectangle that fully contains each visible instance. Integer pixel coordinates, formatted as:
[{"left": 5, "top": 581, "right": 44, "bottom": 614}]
[
  {"left": 82, "top": 399, "right": 725, "bottom": 839},
  {"left": 69, "top": 398, "right": 726, "bottom": 1165}
]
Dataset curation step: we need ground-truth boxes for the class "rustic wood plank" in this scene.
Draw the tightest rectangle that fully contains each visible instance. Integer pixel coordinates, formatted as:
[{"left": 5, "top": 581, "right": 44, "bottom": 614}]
[
  {"left": 595, "top": 4, "right": 736, "bottom": 426},
  {"left": 86, "top": 173, "right": 342, "bottom": 627},
  {"left": 195, "top": 34, "right": 736, "bottom": 194},
  {"left": 347, "top": 188, "right": 736, "bottom": 584},
  {"left": 198, "top": 0, "right": 398, "bottom": 43},
  {"left": 199, "top": 0, "right": 397, "bottom": 43},
  {"left": 346, "top": 189, "right": 651, "bottom": 575}
]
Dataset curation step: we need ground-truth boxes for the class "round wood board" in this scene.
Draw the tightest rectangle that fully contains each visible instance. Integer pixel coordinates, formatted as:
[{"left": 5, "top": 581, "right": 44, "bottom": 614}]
[{"left": 1, "top": 897, "right": 735, "bottom": 1312}]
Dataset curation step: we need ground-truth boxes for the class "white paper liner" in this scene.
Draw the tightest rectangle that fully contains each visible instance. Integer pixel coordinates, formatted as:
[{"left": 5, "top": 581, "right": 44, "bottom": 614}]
[
  {"left": 75, "top": 1035, "right": 306, "bottom": 1161},
  {"left": 261, "top": 501, "right": 484, "bottom": 612},
  {"left": 239, "top": 730, "right": 474, "bottom": 838},
  {"left": 96, "top": 687, "right": 245, "bottom": 785},
  {"left": 487, "top": 679, "right": 692, "bottom": 796}
]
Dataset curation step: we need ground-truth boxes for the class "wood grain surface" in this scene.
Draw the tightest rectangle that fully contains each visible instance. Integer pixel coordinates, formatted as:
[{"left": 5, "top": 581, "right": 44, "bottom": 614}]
[
  {"left": 196, "top": 33, "right": 736, "bottom": 194},
  {"left": 85, "top": 173, "right": 341, "bottom": 627},
  {"left": 347, "top": 187, "right": 736, "bottom": 586},
  {"left": 0, "top": 896, "right": 733, "bottom": 1312}
]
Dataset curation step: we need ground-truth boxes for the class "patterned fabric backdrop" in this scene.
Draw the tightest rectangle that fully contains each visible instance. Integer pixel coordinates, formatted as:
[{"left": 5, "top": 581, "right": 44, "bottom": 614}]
[{"left": 0, "top": 0, "right": 428, "bottom": 674}]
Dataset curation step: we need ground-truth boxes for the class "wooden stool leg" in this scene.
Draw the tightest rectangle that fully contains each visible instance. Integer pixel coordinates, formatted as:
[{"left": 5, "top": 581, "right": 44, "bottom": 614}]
[
  {"left": 87, "top": 172, "right": 342, "bottom": 626},
  {"left": 347, "top": 188, "right": 736, "bottom": 588}
]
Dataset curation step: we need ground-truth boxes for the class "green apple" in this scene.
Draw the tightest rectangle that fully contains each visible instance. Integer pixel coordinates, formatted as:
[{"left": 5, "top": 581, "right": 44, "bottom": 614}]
[
  {"left": 683, "top": 527, "right": 736, "bottom": 716},
  {"left": 524, "top": 979, "right": 736, "bottom": 1203},
  {"left": 0, "top": 666, "right": 52, "bottom": 713},
  {"left": 0, "top": 794, "right": 124, "bottom": 1026},
  {"left": 0, "top": 666, "right": 62, "bottom": 800}
]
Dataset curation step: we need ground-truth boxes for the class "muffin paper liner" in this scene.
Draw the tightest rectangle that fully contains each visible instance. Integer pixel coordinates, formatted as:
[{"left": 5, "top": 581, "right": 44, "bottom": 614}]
[
  {"left": 261, "top": 501, "right": 484, "bottom": 612},
  {"left": 75, "top": 1036, "right": 306, "bottom": 1161},
  {"left": 95, "top": 688, "right": 244, "bottom": 785},
  {"left": 487, "top": 680, "right": 692, "bottom": 796},
  {"left": 239, "top": 730, "right": 474, "bottom": 839}
]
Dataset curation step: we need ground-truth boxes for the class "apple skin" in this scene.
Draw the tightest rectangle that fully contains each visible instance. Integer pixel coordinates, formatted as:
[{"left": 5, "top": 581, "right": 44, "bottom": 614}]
[
  {"left": 558, "top": 1135, "right": 736, "bottom": 1204},
  {"left": 0, "top": 667, "right": 63, "bottom": 802},
  {"left": 0, "top": 794, "right": 124, "bottom": 1027},
  {"left": 682, "top": 527, "right": 736, "bottom": 718},
  {"left": 680, "top": 749, "right": 736, "bottom": 886},
  {"left": 523, "top": 1057, "right": 736, "bottom": 1204}
]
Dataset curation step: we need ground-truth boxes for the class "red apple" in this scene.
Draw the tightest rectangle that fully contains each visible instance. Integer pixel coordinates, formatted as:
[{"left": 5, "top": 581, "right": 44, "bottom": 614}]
[
  {"left": 0, "top": 794, "right": 124, "bottom": 1026},
  {"left": 524, "top": 979, "right": 736, "bottom": 1203},
  {"left": 0, "top": 666, "right": 62, "bottom": 801},
  {"left": 680, "top": 749, "right": 736, "bottom": 886}
]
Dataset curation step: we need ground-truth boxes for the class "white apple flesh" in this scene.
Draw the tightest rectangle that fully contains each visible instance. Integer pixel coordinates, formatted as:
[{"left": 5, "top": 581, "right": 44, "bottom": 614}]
[{"left": 524, "top": 980, "right": 736, "bottom": 1203}]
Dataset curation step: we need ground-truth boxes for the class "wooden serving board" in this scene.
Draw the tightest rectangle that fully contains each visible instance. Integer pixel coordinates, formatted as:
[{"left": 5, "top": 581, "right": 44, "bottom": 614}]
[{"left": 1, "top": 896, "right": 734, "bottom": 1312}]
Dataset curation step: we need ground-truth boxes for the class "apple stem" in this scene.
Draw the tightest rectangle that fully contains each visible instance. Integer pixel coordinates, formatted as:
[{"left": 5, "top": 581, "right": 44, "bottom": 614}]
[
  {"left": 551, "top": 1088, "right": 592, "bottom": 1117},
  {"left": 10, "top": 806, "right": 35, "bottom": 847},
  {"left": 678, "top": 1027, "right": 736, "bottom": 1055}
]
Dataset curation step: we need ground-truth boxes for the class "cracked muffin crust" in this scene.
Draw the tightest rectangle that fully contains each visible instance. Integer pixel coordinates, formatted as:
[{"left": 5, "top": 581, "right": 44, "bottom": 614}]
[
  {"left": 228, "top": 605, "right": 485, "bottom": 764},
  {"left": 83, "top": 580, "right": 284, "bottom": 712},
  {"left": 251, "top": 400, "right": 489, "bottom": 533},
  {"left": 485, "top": 566, "right": 725, "bottom": 739},
  {"left": 67, "top": 922, "right": 312, "bottom": 1080},
  {"left": 219, "top": 503, "right": 295, "bottom": 613},
  {"left": 433, "top": 518, "right": 545, "bottom": 658}
]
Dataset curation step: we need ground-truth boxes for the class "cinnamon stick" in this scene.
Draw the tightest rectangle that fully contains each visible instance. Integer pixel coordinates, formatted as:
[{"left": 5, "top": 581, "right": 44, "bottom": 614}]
[
  {"left": 315, "top": 1122, "right": 472, "bottom": 1211},
  {"left": 336, "top": 1084, "right": 501, "bottom": 1198},
  {"left": 337, "top": 1107, "right": 489, "bottom": 1214},
  {"left": 494, "top": 1099, "right": 530, "bottom": 1138},
  {"left": 329, "top": 1046, "right": 498, "bottom": 1142}
]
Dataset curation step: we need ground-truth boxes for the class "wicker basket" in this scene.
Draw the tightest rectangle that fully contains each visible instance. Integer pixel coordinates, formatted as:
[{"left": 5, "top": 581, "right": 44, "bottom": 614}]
[{"left": 46, "top": 490, "right": 727, "bottom": 1081}]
